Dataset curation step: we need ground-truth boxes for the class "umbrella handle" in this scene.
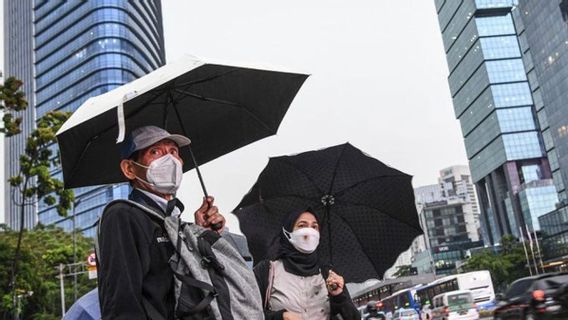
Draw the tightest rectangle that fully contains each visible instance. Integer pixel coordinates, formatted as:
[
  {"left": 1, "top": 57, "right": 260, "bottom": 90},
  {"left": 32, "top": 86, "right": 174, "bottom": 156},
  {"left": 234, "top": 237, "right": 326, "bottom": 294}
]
[{"left": 187, "top": 145, "right": 222, "bottom": 231}]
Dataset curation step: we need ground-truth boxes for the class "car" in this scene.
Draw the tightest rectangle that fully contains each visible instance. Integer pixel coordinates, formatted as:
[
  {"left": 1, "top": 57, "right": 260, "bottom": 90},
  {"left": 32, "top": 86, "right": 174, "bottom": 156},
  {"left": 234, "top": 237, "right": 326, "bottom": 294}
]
[
  {"left": 493, "top": 272, "right": 568, "bottom": 320},
  {"left": 391, "top": 308, "right": 420, "bottom": 320},
  {"left": 431, "top": 290, "right": 479, "bottom": 320}
]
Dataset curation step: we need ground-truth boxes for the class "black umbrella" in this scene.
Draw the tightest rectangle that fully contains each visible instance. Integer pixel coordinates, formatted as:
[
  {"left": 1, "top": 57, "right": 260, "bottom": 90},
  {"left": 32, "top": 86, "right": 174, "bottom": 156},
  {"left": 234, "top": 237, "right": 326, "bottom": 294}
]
[
  {"left": 233, "top": 143, "right": 423, "bottom": 282},
  {"left": 56, "top": 56, "right": 308, "bottom": 190}
]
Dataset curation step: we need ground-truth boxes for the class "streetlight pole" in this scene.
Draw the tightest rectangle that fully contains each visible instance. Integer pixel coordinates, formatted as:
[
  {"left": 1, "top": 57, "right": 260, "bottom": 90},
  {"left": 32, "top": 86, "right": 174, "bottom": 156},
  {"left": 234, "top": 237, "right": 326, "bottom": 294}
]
[
  {"left": 59, "top": 264, "right": 66, "bottom": 317},
  {"left": 72, "top": 198, "right": 81, "bottom": 302}
]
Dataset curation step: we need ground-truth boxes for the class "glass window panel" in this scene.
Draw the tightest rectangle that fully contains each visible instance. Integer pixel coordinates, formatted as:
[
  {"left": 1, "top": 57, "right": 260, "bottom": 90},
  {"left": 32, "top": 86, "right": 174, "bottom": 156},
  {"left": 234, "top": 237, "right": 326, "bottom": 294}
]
[
  {"left": 503, "top": 132, "right": 544, "bottom": 160},
  {"left": 491, "top": 82, "right": 533, "bottom": 108},
  {"left": 480, "top": 36, "right": 521, "bottom": 60},
  {"left": 475, "top": 14, "right": 516, "bottom": 37},
  {"left": 486, "top": 59, "right": 527, "bottom": 83},
  {"left": 497, "top": 107, "right": 536, "bottom": 132}
]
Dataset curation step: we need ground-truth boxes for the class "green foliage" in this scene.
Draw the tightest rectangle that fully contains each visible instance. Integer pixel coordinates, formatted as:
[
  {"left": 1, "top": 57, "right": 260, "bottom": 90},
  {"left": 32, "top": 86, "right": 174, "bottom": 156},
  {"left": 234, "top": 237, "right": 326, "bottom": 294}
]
[
  {"left": 7, "top": 109, "right": 75, "bottom": 318},
  {"left": 10, "top": 110, "right": 74, "bottom": 214},
  {"left": 0, "top": 77, "right": 28, "bottom": 136},
  {"left": 392, "top": 264, "right": 413, "bottom": 278},
  {"left": 0, "top": 225, "right": 95, "bottom": 319},
  {"left": 461, "top": 235, "right": 530, "bottom": 292}
]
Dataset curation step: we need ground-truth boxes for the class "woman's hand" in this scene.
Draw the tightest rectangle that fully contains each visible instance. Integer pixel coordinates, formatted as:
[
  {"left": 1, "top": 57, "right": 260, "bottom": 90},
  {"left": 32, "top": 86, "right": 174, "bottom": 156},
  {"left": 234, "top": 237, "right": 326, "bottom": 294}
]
[
  {"left": 326, "top": 270, "right": 344, "bottom": 296},
  {"left": 283, "top": 311, "right": 302, "bottom": 320}
]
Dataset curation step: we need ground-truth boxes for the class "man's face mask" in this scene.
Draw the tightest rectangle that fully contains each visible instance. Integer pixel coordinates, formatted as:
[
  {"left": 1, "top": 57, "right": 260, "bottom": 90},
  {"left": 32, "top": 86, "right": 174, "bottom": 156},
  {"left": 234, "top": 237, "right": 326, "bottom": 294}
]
[
  {"left": 283, "top": 227, "right": 320, "bottom": 254},
  {"left": 133, "top": 154, "right": 183, "bottom": 195}
]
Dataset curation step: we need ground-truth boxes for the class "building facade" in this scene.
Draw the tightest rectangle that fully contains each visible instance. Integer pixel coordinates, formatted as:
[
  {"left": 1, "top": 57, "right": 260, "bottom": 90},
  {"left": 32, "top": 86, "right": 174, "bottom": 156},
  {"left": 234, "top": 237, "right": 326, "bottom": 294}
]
[
  {"left": 517, "top": 0, "right": 568, "bottom": 268},
  {"left": 4, "top": 1, "right": 166, "bottom": 235},
  {"left": 3, "top": 0, "right": 36, "bottom": 229},
  {"left": 435, "top": 0, "right": 558, "bottom": 246},
  {"left": 388, "top": 166, "right": 482, "bottom": 276}
]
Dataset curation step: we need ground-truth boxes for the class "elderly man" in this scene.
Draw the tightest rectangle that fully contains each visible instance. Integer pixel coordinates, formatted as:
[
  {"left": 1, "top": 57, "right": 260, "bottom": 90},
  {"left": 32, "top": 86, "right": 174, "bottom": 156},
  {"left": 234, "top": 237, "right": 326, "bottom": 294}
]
[{"left": 97, "top": 125, "right": 225, "bottom": 319}]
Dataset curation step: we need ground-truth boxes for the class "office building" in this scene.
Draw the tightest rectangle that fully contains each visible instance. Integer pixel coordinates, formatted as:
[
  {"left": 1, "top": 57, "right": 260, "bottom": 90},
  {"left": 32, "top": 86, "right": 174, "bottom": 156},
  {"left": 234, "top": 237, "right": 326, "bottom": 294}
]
[
  {"left": 435, "top": 0, "right": 558, "bottom": 245},
  {"left": 518, "top": 0, "right": 568, "bottom": 269},
  {"left": 3, "top": 0, "right": 36, "bottom": 229},
  {"left": 4, "top": 1, "right": 166, "bottom": 235}
]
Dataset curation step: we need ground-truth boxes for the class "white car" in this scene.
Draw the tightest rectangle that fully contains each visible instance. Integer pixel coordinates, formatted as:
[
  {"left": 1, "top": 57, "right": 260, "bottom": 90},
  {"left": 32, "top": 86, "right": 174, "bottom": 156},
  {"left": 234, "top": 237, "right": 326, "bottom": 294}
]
[
  {"left": 391, "top": 308, "right": 420, "bottom": 320},
  {"left": 431, "top": 290, "right": 479, "bottom": 320}
]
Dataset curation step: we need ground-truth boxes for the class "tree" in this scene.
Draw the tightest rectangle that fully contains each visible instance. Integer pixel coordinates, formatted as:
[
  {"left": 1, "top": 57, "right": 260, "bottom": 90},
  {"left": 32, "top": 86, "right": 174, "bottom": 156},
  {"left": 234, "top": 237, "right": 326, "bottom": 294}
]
[
  {"left": 6, "top": 110, "right": 74, "bottom": 318},
  {"left": 392, "top": 264, "right": 414, "bottom": 278},
  {"left": 461, "top": 235, "right": 530, "bottom": 292},
  {"left": 0, "top": 224, "right": 94, "bottom": 319},
  {"left": 0, "top": 77, "right": 28, "bottom": 136}
]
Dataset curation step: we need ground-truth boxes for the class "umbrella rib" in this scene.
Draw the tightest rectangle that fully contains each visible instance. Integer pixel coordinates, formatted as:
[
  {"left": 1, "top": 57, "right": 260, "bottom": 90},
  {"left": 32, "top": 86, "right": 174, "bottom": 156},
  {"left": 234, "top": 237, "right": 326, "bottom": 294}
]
[
  {"left": 333, "top": 174, "right": 409, "bottom": 197},
  {"left": 324, "top": 207, "right": 380, "bottom": 278},
  {"left": 337, "top": 201, "right": 423, "bottom": 234},
  {"left": 277, "top": 160, "right": 326, "bottom": 195},
  {"left": 249, "top": 194, "right": 423, "bottom": 234},
  {"left": 327, "top": 143, "right": 349, "bottom": 194},
  {"left": 174, "top": 69, "right": 239, "bottom": 88},
  {"left": 173, "top": 88, "right": 272, "bottom": 133}
]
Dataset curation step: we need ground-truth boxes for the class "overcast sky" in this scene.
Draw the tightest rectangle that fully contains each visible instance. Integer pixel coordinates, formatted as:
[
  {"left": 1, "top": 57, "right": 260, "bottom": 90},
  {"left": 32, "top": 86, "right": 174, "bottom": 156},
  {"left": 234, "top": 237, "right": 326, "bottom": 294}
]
[
  {"left": 1, "top": 1, "right": 468, "bottom": 230},
  {"left": 161, "top": 1, "right": 468, "bottom": 231}
]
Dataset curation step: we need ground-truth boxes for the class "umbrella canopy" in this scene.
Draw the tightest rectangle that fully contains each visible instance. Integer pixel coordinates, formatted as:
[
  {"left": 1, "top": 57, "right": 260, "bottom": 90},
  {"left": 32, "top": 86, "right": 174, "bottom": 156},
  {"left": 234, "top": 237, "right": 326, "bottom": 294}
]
[
  {"left": 57, "top": 55, "right": 308, "bottom": 188},
  {"left": 233, "top": 143, "right": 423, "bottom": 282},
  {"left": 63, "top": 288, "right": 100, "bottom": 320}
]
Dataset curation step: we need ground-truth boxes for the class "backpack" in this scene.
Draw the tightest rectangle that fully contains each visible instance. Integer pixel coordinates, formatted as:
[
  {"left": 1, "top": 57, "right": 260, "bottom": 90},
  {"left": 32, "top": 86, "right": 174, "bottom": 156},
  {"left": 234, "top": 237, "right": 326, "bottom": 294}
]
[{"left": 95, "top": 199, "right": 264, "bottom": 320}]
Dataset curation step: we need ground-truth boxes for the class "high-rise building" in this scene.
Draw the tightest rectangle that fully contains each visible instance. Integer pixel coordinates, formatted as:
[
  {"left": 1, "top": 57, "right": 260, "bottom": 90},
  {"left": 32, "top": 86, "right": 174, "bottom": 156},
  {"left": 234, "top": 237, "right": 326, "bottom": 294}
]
[
  {"left": 434, "top": 0, "right": 558, "bottom": 246},
  {"left": 388, "top": 165, "right": 482, "bottom": 275},
  {"left": 4, "top": 1, "right": 166, "bottom": 236},
  {"left": 516, "top": 0, "right": 568, "bottom": 269},
  {"left": 3, "top": 0, "right": 36, "bottom": 229}
]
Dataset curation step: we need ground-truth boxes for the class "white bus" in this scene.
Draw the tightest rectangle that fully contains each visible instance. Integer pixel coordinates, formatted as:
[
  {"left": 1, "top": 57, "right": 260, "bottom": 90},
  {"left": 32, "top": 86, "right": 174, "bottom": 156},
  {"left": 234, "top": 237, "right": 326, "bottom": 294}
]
[{"left": 415, "top": 271, "right": 495, "bottom": 308}]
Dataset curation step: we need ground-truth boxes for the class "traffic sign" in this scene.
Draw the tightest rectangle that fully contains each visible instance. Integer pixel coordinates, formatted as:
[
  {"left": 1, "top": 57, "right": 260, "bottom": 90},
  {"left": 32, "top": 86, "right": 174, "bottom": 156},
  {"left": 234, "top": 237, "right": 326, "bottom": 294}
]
[{"left": 87, "top": 253, "right": 97, "bottom": 267}]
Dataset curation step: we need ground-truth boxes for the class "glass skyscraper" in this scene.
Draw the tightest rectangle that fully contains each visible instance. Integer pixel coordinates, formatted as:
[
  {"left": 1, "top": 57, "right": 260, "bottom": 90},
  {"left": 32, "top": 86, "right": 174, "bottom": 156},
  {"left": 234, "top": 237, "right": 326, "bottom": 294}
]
[
  {"left": 435, "top": 0, "right": 558, "bottom": 245},
  {"left": 518, "top": 0, "right": 568, "bottom": 269},
  {"left": 4, "top": 1, "right": 166, "bottom": 236},
  {"left": 4, "top": 0, "right": 37, "bottom": 229}
]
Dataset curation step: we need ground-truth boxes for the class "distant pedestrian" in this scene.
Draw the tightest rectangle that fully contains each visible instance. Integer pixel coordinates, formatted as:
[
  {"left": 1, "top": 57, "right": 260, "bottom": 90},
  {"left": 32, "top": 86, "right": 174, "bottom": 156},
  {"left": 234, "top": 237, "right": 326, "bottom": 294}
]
[{"left": 254, "top": 208, "right": 359, "bottom": 320}]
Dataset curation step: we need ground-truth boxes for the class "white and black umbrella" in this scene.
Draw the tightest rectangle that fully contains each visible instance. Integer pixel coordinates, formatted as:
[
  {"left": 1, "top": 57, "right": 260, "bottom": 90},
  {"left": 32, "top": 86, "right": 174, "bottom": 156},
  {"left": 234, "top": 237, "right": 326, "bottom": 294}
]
[{"left": 56, "top": 55, "right": 308, "bottom": 192}]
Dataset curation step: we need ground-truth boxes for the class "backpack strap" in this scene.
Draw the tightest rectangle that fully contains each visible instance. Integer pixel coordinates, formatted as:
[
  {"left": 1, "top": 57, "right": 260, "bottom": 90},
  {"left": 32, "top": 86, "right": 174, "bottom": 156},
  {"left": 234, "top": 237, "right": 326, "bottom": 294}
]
[
  {"left": 265, "top": 260, "right": 276, "bottom": 309},
  {"left": 95, "top": 199, "right": 169, "bottom": 320},
  {"left": 95, "top": 199, "right": 165, "bottom": 262}
]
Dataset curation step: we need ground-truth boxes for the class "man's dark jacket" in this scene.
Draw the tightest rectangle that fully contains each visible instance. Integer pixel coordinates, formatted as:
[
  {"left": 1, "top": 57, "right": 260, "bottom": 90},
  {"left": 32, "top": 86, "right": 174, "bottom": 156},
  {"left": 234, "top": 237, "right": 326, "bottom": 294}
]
[{"left": 97, "top": 189, "right": 178, "bottom": 319}]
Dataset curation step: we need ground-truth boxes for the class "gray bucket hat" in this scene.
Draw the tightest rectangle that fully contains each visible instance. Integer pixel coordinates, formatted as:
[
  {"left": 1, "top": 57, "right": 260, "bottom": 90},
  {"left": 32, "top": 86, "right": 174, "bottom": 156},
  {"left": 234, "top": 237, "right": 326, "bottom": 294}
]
[{"left": 121, "top": 125, "right": 191, "bottom": 159}]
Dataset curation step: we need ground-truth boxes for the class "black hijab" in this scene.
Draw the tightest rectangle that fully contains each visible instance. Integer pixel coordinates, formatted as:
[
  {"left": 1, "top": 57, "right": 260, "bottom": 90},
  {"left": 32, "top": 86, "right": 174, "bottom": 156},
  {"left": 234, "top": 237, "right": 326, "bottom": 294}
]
[{"left": 275, "top": 208, "right": 321, "bottom": 277}]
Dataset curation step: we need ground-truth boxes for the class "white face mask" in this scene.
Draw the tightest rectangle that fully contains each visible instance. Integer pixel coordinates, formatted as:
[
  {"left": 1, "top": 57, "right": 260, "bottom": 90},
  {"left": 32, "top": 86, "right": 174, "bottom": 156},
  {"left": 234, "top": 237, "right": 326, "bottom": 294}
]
[
  {"left": 133, "top": 154, "right": 183, "bottom": 195},
  {"left": 283, "top": 227, "right": 320, "bottom": 254}
]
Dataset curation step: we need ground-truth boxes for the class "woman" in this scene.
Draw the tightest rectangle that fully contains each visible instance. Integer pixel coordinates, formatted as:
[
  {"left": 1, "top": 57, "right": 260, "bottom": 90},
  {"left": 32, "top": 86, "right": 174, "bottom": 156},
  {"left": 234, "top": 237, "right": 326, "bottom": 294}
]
[{"left": 254, "top": 208, "right": 359, "bottom": 320}]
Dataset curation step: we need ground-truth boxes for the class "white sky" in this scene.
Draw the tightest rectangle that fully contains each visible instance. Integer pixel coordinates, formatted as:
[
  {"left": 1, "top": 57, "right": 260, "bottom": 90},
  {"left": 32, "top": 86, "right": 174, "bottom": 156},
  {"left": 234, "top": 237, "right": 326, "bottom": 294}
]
[
  {"left": 0, "top": 1, "right": 469, "bottom": 231},
  {"left": 162, "top": 1, "right": 468, "bottom": 232}
]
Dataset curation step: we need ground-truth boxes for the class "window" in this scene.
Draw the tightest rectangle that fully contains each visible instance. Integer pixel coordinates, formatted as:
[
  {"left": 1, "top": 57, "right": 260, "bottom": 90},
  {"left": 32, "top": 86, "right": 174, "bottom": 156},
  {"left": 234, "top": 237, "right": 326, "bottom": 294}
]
[{"left": 506, "top": 279, "right": 533, "bottom": 299}]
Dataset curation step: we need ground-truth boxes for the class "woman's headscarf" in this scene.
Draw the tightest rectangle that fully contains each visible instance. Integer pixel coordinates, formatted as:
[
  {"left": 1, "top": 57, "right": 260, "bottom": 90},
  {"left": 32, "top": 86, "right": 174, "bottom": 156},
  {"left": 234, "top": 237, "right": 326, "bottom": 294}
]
[{"left": 275, "top": 207, "right": 321, "bottom": 277}]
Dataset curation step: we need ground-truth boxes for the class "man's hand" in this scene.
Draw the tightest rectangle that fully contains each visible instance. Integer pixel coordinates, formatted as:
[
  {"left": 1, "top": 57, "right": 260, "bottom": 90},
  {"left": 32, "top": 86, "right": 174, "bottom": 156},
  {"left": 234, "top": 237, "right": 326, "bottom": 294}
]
[
  {"left": 283, "top": 311, "right": 302, "bottom": 320},
  {"left": 194, "top": 196, "right": 225, "bottom": 233},
  {"left": 326, "top": 270, "right": 344, "bottom": 296}
]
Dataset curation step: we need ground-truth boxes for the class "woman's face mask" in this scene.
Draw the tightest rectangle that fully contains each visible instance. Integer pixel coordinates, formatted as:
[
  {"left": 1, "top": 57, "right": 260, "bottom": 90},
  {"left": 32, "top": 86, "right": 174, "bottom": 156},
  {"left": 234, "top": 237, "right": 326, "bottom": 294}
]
[
  {"left": 133, "top": 154, "right": 183, "bottom": 195},
  {"left": 283, "top": 227, "right": 320, "bottom": 254}
]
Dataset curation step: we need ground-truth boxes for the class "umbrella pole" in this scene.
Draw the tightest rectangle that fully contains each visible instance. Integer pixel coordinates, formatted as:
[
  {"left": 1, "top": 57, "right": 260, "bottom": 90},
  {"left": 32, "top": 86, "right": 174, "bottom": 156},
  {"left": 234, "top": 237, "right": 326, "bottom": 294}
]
[
  {"left": 169, "top": 97, "right": 221, "bottom": 230},
  {"left": 188, "top": 145, "right": 209, "bottom": 197},
  {"left": 326, "top": 205, "right": 333, "bottom": 265}
]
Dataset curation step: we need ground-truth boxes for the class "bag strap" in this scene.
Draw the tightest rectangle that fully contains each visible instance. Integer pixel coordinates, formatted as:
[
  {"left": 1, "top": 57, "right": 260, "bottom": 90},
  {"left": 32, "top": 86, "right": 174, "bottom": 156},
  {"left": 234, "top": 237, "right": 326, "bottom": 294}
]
[
  {"left": 95, "top": 199, "right": 165, "bottom": 262},
  {"left": 264, "top": 260, "right": 276, "bottom": 309},
  {"left": 95, "top": 200, "right": 169, "bottom": 319}
]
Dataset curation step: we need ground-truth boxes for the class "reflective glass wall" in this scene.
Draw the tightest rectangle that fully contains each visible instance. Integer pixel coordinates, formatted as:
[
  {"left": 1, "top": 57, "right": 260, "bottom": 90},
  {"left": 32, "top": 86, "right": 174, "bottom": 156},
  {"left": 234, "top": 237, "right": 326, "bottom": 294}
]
[
  {"left": 435, "top": 0, "right": 556, "bottom": 245},
  {"left": 4, "top": 0, "right": 37, "bottom": 229},
  {"left": 32, "top": 1, "right": 165, "bottom": 235},
  {"left": 517, "top": 0, "right": 568, "bottom": 204}
]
